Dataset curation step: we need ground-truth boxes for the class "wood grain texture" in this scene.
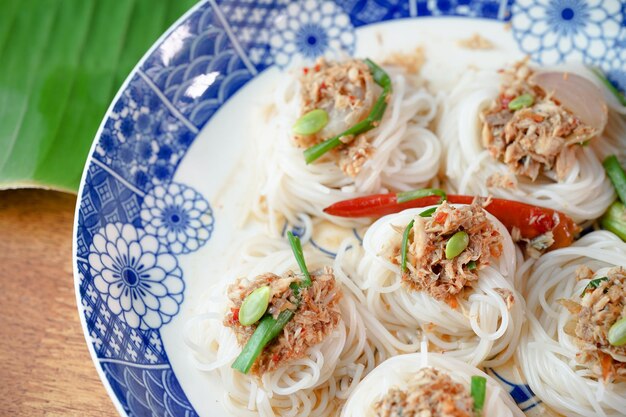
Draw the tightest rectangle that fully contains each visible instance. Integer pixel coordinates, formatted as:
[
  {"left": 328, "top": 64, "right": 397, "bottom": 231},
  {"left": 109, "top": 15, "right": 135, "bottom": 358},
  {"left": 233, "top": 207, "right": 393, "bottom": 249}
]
[{"left": 0, "top": 189, "right": 115, "bottom": 416}]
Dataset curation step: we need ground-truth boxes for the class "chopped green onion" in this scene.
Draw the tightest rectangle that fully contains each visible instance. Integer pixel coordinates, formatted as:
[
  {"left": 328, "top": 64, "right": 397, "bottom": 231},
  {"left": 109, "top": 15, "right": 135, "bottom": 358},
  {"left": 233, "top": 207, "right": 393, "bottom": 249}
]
[
  {"left": 364, "top": 58, "right": 391, "bottom": 88},
  {"left": 603, "top": 155, "right": 626, "bottom": 205},
  {"left": 401, "top": 219, "right": 415, "bottom": 273},
  {"left": 580, "top": 277, "right": 608, "bottom": 297},
  {"left": 608, "top": 317, "right": 626, "bottom": 346},
  {"left": 508, "top": 93, "right": 534, "bottom": 110},
  {"left": 232, "top": 232, "right": 313, "bottom": 374},
  {"left": 239, "top": 286, "right": 271, "bottom": 326},
  {"left": 231, "top": 310, "right": 294, "bottom": 374},
  {"left": 287, "top": 231, "right": 311, "bottom": 286},
  {"left": 303, "top": 58, "right": 392, "bottom": 164},
  {"left": 600, "top": 201, "right": 626, "bottom": 241},
  {"left": 590, "top": 67, "right": 626, "bottom": 107},
  {"left": 467, "top": 260, "right": 477, "bottom": 270},
  {"left": 471, "top": 376, "right": 487, "bottom": 412},
  {"left": 292, "top": 109, "right": 329, "bottom": 135},
  {"left": 397, "top": 188, "right": 447, "bottom": 204},
  {"left": 419, "top": 207, "right": 438, "bottom": 217},
  {"left": 445, "top": 231, "right": 469, "bottom": 260}
]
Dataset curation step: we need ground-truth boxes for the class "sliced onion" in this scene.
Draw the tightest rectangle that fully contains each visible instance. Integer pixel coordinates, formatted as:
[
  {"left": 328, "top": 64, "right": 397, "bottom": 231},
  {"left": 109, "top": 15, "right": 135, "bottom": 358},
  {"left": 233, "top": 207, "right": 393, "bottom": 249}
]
[{"left": 529, "top": 71, "right": 608, "bottom": 133}]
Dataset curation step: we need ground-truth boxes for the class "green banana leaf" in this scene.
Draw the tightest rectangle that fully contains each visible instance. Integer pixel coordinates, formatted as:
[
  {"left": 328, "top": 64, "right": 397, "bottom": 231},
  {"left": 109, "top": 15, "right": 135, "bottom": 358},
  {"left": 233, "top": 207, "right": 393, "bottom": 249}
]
[{"left": 0, "top": 0, "right": 198, "bottom": 192}]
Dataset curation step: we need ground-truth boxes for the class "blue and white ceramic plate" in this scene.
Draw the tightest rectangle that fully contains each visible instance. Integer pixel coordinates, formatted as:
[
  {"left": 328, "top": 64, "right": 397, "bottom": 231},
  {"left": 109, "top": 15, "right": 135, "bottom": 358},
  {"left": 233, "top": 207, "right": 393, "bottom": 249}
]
[{"left": 73, "top": 1, "right": 625, "bottom": 415}]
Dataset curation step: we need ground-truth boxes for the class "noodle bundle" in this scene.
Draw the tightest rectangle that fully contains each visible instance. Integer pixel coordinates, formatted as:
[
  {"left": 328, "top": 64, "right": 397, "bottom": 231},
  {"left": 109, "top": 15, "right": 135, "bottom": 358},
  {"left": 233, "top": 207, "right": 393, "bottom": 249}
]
[
  {"left": 253, "top": 63, "right": 442, "bottom": 231},
  {"left": 184, "top": 235, "right": 393, "bottom": 417},
  {"left": 342, "top": 352, "right": 524, "bottom": 417},
  {"left": 439, "top": 67, "right": 617, "bottom": 223},
  {"left": 518, "top": 230, "right": 626, "bottom": 417},
  {"left": 342, "top": 204, "right": 524, "bottom": 367}
]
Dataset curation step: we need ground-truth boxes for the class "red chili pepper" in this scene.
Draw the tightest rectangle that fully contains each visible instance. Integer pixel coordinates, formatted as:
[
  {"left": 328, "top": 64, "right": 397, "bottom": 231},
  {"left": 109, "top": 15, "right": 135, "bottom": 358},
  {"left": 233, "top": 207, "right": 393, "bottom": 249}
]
[
  {"left": 231, "top": 308, "right": 239, "bottom": 323},
  {"left": 303, "top": 67, "right": 309, "bottom": 75},
  {"left": 323, "top": 193, "right": 579, "bottom": 250}
]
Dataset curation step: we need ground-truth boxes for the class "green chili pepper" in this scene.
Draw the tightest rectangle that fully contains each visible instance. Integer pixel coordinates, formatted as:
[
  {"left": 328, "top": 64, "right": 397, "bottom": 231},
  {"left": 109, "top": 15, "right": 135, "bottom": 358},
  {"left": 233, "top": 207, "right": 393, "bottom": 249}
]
[
  {"left": 508, "top": 93, "right": 534, "bottom": 110},
  {"left": 401, "top": 219, "right": 415, "bottom": 273},
  {"left": 467, "top": 260, "right": 477, "bottom": 270},
  {"left": 292, "top": 109, "right": 329, "bottom": 135},
  {"left": 445, "top": 231, "right": 469, "bottom": 260}
]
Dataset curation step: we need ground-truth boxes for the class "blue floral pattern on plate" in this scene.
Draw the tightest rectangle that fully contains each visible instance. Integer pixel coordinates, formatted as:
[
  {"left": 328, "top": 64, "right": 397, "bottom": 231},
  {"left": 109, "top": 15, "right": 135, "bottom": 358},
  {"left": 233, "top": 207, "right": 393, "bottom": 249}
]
[
  {"left": 270, "top": 0, "right": 356, "bottom": 67},
  {"left": 511, "top": 0, "right": 622, "bottom": 65},
  {"left": 141, "top": 183, "right": 214, "bottom": 255},
  {"left": 75, "top": 1, "right": 625, "bottom": 415}
]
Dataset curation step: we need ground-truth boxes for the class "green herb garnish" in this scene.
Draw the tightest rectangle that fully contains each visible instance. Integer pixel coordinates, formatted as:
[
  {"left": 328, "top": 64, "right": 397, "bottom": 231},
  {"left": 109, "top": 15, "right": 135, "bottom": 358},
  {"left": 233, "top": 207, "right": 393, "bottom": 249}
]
[
  {"left": 603, "top": 155, "right": 626, "bottom": 205},
  {"left": 590, "top": 67, "right": 626, "bottom": 107},
  {"left": 419, "top": 207, "right": 438, "bottom": 217},
  {"left": 397, "top": 188, "right": 447, "bottom": 204},
  {"left": 467, "top": 260, "right": 477, "bottom": 270},
  {"left": 580, "top": 277, "right": 608, "bottom": 297},
  {"left": 401, "top": 219, "right": 415, "bottom": 273},
  {"left": 471, "top": 375, "right": 487, "bottom": 412},
  {"left": 600, "top": 201, "right": 626, "bottom": 241}
]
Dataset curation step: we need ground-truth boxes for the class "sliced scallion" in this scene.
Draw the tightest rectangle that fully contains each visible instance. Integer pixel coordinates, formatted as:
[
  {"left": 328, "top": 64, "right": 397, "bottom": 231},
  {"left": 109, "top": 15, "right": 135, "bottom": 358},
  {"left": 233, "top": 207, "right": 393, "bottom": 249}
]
[
  {"left": 419, "top": 207, "right": 438, "bottom": 217},
  {"left": 467, "top": 260, "right": 477, "bottom": 270},
  {"left": 397, "top": 188, "right": 447, "bottom": 204},
  {"left": 600, "top": 201, "right": 626, "bottom": 241},
  {"left": 401, "top": 219, "right": 415, "bottom": 273},
  {"left": 590, "top": 67, "right": 626, "bottom": 107},
  {"left": 471, "top": 375, "right": 487, "bottom": 412},
  {"left": 603, "top": 155, "right": 626, "bottom": 205}
]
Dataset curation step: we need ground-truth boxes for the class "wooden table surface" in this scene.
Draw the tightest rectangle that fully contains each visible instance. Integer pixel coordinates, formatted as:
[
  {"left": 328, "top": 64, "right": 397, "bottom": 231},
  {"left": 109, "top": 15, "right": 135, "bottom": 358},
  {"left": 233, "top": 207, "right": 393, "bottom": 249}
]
[{"left": 0, "top": 189, "right": 115, "bottom": 416}]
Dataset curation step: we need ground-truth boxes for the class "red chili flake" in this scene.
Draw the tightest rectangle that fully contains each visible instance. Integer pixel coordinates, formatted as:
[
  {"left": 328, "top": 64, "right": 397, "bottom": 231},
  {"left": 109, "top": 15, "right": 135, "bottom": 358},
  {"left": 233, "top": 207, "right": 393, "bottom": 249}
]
[
  {"left": 303, "top": 67, "right": 309, "bottom": 75},
  {"left": 434, "top": 212, "right": 448, "bottom": 224},
  {"left": 231, "top": 308, "right": 239, "bottom": 322},
  {"left": 314, "top": 64, "right": 321, "bottom": 72},
  {"left": 272, "top": 353, "right": 280, "bottom": 362},
  {"left": 500, "top": 95, "right": 513, "bottom": 110},
  {"left": 529, "top": 113, "right": 544, "bottom": 122},
  {"left": 320, "top": 81, "right": 327, "bottom": 90},
  {"left": 349, "top": 95, "right": 355, "bottom": 102}
]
